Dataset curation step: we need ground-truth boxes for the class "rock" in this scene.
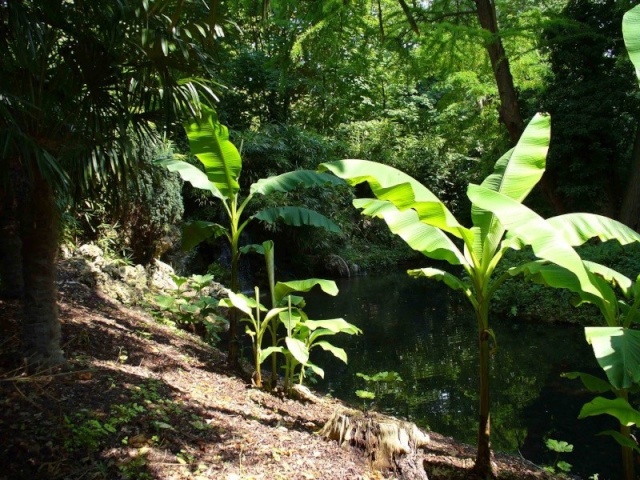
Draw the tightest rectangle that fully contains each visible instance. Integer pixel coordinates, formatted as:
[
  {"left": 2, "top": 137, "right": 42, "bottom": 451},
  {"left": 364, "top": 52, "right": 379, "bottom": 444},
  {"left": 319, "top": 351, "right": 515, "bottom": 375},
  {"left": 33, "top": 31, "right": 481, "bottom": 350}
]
[
  {"left": 109, "top": 264, "right": 147, "bottom": 290},
  {"left": 77, "top": 243, "right": 104, "bottom": 260},
  {"left": 99, "top": 280, "right": 136, "bottom": 305},
  {"left": 147, "top": 259, "right": 178, "bottom": 291},
  {"left": 325, "top": 254, "right": 350, "bottom": 278},
  {"left": 349, "top": 263, "right": 361, "bottom": 275}
]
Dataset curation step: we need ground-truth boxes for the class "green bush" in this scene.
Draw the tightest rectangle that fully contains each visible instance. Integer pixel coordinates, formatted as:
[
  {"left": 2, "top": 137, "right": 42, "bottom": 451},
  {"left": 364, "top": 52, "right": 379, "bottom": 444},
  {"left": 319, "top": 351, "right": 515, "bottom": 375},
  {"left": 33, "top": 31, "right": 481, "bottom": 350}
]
[
  {"left": 119, "top": 143, "right": 184, "bottom": 264},
  {"left": 63, "top": 141, "right": 184, "bottom": 265}
]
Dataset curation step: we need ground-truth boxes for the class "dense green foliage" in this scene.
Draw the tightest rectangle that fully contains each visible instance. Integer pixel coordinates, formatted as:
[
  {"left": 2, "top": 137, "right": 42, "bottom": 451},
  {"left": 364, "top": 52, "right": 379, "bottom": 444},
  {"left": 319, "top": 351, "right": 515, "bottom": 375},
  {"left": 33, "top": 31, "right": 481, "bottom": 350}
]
[
  {"left": 65, "top": 143, "right": 185, "bottom": 265},
  {"left": 6, "top": 0, "right": 640, "bottom": 477},
  {"left": 541, "top": 0, "right": 640, "bottom": 215}
]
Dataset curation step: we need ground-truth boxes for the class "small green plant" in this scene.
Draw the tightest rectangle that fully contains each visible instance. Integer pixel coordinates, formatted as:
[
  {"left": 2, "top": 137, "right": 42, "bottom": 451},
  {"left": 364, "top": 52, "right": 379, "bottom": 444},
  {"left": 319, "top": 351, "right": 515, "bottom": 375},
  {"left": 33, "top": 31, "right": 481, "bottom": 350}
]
[
  {"left": 355, "top": 371, "right": 403, "bottom": 411},
  {"left": 220, "top": 277, "right": 361, "bottom": 395},
  {"left": 63, "top": 412, "right": 117, "bottom": 452},
  {"left": 152, "top": 273, "right": 227, "bottom": 345},
  {"left": 543, "top": 438, "right": 573, "bottom": 476}
]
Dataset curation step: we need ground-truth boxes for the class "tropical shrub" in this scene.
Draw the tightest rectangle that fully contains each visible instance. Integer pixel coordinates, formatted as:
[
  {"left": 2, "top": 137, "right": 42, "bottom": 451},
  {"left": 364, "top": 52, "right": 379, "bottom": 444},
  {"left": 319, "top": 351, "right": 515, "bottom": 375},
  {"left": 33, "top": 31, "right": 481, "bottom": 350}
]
[
  {"left": 62, "top": 141, "right": 184, "bottom": 266},
  {"left": 151, "top": 273, "right": 227, "bottom": 346},
  {"left": 119, "top": 143, "right": 184, "bottom": 264}
]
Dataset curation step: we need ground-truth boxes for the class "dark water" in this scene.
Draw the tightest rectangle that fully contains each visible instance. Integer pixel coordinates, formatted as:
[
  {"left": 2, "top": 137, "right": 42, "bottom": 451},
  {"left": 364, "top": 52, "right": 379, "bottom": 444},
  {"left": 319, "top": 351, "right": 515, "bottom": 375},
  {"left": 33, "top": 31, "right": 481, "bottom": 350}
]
[{"left": 304, "top": 273, "right": 621, "bottom": 479}]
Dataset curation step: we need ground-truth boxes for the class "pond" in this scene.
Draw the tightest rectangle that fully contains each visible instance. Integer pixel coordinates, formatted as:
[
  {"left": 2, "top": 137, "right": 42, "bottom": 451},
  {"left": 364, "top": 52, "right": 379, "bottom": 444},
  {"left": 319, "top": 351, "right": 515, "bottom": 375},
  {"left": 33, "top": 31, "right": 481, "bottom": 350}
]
[{"left": 304, "top": 273, "right": 620, "bottom": 479}]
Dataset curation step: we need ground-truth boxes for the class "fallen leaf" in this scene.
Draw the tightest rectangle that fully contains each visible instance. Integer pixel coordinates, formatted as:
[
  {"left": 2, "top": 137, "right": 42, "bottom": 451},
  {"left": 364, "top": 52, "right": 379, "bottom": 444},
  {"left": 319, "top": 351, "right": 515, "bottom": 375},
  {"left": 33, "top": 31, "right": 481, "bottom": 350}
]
[{"left": 129, "top": 434, "right": 148, "bottom": 447}]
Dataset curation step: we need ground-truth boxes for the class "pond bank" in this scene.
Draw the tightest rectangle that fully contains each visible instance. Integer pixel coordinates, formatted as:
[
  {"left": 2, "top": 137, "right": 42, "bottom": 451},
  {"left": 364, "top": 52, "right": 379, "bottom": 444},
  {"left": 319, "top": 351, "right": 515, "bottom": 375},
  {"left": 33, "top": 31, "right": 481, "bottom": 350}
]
[{"left": 0, "top": 268, "right": 558, "bottom": 479}]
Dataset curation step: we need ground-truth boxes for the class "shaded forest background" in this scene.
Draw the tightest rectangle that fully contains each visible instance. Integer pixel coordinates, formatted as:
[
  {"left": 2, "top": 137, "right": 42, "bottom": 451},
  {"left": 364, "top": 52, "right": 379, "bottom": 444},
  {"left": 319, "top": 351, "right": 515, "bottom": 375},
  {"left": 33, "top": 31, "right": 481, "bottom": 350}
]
[
  {"left": 57, "top": 0, "right": 640, "bottom": 274},
  {"left": 4, "top": 0, "right": 640, "bottom": 363}
]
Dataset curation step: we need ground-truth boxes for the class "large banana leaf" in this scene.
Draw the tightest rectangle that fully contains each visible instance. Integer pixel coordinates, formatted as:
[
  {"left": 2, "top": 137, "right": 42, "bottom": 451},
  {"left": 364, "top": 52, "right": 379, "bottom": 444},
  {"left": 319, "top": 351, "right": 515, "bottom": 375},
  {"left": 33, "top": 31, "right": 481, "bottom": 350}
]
[
  {"left": 546, "top": 214, "right": 640, "bottom": 247},
  {"left": 506, "top": 260, "right": 617, "bottom": 324},
  {"left": 219, "top": 291, "right": 262, "bottom": 316},
  {"left": 353, "top": 198, "right": 467, "bottom": 265},
  {"left": 409, "top": 267, "right": 475, "bottom": 306},
  {"left": 273, "top": 279, "right": 339, "bottom": 305},
  {"left": 583, "top": 260, "right": 635, "bottom": 299},
  {"left": 318, "top": 159, "right": 435, "bottom": 201},
  {"left": 318, "top": 160, "right": 469, "bottom": 239},
  {"left": 468, "top": 184, "right": 601, "bottom": 299},
  {"left": 623, "top": 5, "right": 640, "bottom": 85},
  {"left": 562, "top": 371, "right": 614, "bottom": 393},
  {"left": 254, "top": 207, "right": 341, "bottom": 233},
  {"left": 585, "top": 327, "right": 640, "bottom": 390},
  {"left": 250, "top": 170, "right": 344, "bottom": 196},
  {"left": 314, "top": 341, "right": 348, "bottom": 363},
  {"left": 184, "top": 106, "right": 241, "bottom": 199},
  {"left": 285, "top": 336, "right": 309, "bottom": 365},
  {"left": 598, "top": 430, "right": 640, "bottom": 453},
  {"left": 578, "top": 396, "right": 640, "bottom": 427},
  {"left": 157, "top": 158, "right": 224, "bottom": 200},
  {"left": 304, "top": 318, "right": 361, "bottom": 335},
  {"left": 471, "top": 113, "right": 550, "bottom": 260}
]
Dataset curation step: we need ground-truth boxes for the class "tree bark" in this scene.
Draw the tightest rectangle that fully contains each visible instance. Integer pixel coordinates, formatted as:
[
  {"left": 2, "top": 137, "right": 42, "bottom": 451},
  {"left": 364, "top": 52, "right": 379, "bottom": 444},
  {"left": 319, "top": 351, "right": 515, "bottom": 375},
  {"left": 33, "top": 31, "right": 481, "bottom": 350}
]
[
  {"left": 0, "top": 186, "right": 23, "bottom": 299},
  {"left": 618, "top": 125, "right": 640, "bottom": 230},
  {"left": 321, "top": 408, "right": 430, "bottom": 478},
  {"left": 18, "top": 170, "right": 65, "bottom": 369},
  {"left": 474, "top": 0, "right": 567, "bottom": 215},
  {"left": 474, "top": 0, "right": 522, "bottom": 143}
]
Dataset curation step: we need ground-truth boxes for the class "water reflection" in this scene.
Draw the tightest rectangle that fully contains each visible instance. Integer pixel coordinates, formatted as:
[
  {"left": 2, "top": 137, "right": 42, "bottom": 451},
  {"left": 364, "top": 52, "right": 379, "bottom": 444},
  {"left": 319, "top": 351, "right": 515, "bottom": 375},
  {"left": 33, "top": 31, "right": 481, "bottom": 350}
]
[{"left": 305, "top": 273, "right": 619, "bottom": 479}]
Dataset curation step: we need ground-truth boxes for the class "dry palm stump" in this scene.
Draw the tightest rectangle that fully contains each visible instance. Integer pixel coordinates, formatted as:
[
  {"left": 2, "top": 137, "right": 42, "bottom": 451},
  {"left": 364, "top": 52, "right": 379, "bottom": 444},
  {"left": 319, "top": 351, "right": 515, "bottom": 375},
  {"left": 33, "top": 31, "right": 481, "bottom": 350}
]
[{"left": 319, "top": 404, "right": 431, "bottom": 480}]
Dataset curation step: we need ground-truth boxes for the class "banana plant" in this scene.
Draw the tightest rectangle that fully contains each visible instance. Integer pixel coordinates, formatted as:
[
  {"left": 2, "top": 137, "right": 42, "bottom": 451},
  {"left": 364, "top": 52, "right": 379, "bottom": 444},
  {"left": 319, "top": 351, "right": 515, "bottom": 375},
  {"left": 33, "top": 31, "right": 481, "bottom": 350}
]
[
  {"left": 158, "top": 106, "right": 343, "bottom": 367},
  {"left": 219, "top": 275, "right": 361, "bottom": 394},
  {"left": 219, "top": 287, "right": 287, "bottom": 388},
  {"left": 508, "top": 258, "right": 640, "bottom": 480},
  {"left": 319, "top": 112, "right": 640, "bottom": 478},
  {"left": 485, "top": 7, "right": 640, "bottom": 478}
]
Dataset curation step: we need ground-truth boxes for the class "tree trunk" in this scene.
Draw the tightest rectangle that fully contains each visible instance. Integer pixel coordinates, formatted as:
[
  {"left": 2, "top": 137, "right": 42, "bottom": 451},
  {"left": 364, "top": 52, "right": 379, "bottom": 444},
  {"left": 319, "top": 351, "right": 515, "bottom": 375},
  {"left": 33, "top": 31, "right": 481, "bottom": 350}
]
[
  {"left": 18, "top": 170, "right": 65, "bottom": 369},
  {"left": 474, "top": 0, "right": 522, "bottom": 143},
  {"left": 618, "top": 125, "right": 640, "bottom": 230},
  {"left": 474, "top": 0, "right": 567, "bottom": 215},
  {"left": 0, "top": 186, "right": 23, "bottom": 299}
]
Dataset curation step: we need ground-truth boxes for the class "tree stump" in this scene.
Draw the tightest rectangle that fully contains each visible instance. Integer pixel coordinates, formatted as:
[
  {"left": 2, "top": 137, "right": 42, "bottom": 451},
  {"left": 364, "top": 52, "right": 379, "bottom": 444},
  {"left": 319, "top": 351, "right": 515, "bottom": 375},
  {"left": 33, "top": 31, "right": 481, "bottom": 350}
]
[{"left": 320, "top": 409, "right": 430, "bottom": 479}]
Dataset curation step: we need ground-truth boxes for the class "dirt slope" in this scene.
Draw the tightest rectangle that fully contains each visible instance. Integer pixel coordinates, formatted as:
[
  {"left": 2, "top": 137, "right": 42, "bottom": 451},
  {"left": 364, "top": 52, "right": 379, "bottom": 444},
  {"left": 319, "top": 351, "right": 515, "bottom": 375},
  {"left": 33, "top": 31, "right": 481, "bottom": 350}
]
[{"left": 0, "top": 280, "right": 557, "bottom": 479}]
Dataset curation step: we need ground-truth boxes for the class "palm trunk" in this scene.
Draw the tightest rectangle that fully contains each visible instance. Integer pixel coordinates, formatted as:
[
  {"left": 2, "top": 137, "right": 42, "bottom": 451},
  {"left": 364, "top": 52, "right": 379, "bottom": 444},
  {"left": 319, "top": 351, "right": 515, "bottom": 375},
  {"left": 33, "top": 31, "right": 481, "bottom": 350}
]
[
  {"left": 0, "top": 186, "right": 23, "bottom": 299},
  {"left": 19, "top": 171, "right": 65, "bottom": 369}
]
